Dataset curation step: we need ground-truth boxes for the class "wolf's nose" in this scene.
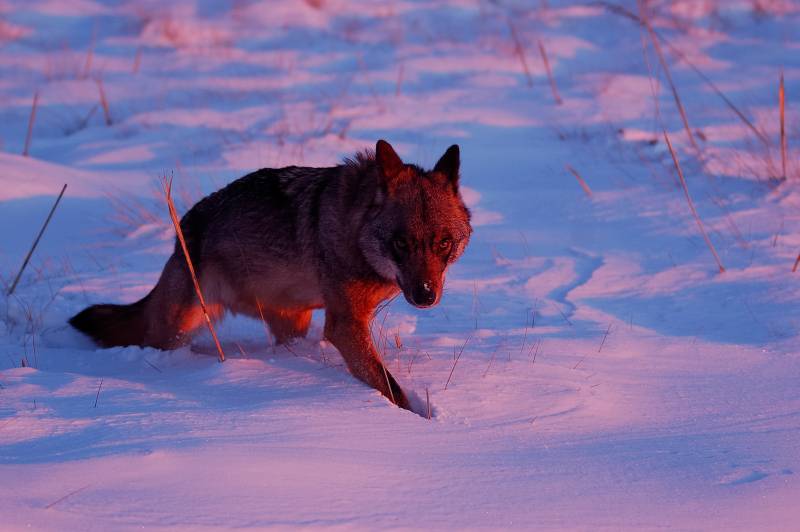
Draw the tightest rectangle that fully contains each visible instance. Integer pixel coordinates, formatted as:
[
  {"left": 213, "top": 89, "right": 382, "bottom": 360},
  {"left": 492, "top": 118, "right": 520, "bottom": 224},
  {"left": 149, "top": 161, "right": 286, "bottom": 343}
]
[{"left": 412, "top": 282, "right": 436, "bottom": 307}]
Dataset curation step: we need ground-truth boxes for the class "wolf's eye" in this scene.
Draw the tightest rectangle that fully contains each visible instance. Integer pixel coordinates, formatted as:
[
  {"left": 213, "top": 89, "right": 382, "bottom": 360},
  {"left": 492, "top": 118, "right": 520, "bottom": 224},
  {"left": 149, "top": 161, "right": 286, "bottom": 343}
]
[
  {"left": 393, "top": 238, "right": 408, "bottom": 252},
  {"left": 438, "top": 238, "right": 453, "bottom": 252}
]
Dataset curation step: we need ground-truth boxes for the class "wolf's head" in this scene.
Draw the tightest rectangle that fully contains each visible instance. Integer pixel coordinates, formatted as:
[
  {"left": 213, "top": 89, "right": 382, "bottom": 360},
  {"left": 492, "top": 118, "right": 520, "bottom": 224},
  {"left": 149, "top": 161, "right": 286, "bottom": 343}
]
[{"left": 360, "top": 140, "right": 472, "bottom": 308}]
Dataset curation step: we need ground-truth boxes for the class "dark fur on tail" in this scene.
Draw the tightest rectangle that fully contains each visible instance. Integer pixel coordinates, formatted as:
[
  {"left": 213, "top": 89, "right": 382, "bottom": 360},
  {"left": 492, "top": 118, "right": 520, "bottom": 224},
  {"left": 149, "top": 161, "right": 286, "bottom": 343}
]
[{"left": 69, "top": 294, "right": 151, "bottom": 348}]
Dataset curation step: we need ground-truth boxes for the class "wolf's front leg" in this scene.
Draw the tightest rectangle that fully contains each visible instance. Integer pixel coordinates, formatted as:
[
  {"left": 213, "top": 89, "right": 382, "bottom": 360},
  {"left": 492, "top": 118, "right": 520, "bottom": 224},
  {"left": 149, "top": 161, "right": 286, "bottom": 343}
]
[{"left": 323, "top": 298, "right": 411, "bottom": 412}]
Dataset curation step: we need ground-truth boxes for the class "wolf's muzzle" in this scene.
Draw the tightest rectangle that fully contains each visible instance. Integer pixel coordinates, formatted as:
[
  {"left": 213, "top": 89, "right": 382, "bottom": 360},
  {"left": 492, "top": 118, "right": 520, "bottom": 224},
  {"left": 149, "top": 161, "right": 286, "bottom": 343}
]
[{"left": 409, "top": 281, "right": 437, "bottom": 308}]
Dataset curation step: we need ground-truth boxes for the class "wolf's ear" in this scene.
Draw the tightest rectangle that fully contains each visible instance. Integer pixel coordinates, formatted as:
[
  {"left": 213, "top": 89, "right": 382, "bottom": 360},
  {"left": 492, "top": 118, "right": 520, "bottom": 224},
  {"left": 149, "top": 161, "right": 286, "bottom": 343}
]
[
  {"left": 376, "top": 140, "right": 404, "bottom": 183},
  {"left": 434, "top": 144, "right": 460, "bottom": 189}
]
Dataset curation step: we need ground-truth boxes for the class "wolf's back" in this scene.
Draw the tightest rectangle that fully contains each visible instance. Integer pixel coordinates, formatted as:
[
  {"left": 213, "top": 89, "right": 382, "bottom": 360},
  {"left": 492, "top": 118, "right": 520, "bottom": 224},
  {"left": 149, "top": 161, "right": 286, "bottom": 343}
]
[{"left": 69, "top": 294, "right": 151, "bottom": 348}]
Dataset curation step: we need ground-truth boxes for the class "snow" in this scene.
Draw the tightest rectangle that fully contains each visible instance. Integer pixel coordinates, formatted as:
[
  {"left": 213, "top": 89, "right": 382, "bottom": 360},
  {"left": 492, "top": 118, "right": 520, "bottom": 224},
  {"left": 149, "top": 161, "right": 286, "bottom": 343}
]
[{"left": 1, "top": 0, "right": 799, "bottom": 529}]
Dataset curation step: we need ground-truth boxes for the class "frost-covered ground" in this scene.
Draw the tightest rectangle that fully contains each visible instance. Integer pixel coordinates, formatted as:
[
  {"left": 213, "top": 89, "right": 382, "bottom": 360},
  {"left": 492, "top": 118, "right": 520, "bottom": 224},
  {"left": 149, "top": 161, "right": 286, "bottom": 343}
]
[{"left": 1, "top": 0, "right": 799, "bottom": 529}]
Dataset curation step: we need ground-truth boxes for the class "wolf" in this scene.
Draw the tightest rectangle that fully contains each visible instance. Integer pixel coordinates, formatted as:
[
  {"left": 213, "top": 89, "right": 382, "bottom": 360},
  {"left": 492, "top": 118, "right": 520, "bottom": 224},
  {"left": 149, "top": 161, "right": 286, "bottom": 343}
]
[{"left": 70, "top": 140, "right": 472, "bottom": 413}]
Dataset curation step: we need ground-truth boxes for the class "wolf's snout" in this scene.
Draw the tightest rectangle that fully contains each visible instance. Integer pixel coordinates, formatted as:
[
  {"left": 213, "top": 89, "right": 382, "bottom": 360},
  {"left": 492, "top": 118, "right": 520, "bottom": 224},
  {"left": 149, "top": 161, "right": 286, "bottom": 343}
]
[{"left": 409, "top": 280, "right": 437, "bottom": 308}]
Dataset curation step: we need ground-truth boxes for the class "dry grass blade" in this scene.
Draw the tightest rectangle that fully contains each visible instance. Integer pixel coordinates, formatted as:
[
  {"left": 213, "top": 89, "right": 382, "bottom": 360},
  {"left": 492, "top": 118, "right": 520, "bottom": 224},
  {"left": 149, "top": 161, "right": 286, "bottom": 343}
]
[
  {"left": 553, "top": 302, "right": 573, "bottom": 326},
  {"left": 82, "top": 33, "right": 94, "bottom": 78},
  {"left": 163, "top": 175, "right": 226, "bottom": 362},
  {"left": 93, "top": 378, "right": 103, "bottom": 408},
  {"left": 377, "top": 354, "right": 396, "bottom": 405},
  {"left": 598, "top": 1, "right": 767, "bottom": 146},
  {"left": 407, "top": 348, "right": 419, "bottom": 375},
  {"left": 507, "top": 18, "right": 533, "bottom": 87},
  {"left": 372, "top": 312, "right": 396, "bottom": 405},
  {"left": 565, "top": 164, "right": 592, "bottom": 197},
  {"left": 529, "top": 338, "right": 542, "bottom": 365},
  {"left": 45, "top": 485, "right": 90, "bottom": 510},
  {"left": 792, "top": 253, "right": 800, "bottom": 273},
  {"left": 395, "top": 63, "right": 404, "bottom": 97},
  {"left": 445, "top": 333, "right": 472, "bottom": 390},
  {"left": 235, "top": 342, "right": 249, "bottom": 358},
  {"left": 518, "top": 310, "right": 529, "bottom": 359},
  {"left": 96, "top": 78, "right": 112, "bottom": 126},
  {"left": 662, "top": 131, "right": 725, "bottom": 273},
  {"left": 538, "top": 38, "right": 562, "bottom": 104},
  {"left": 254, "top": 298, "right": 274, "bottom": 346},
  {"left": 8, "top": 183, "right": 67, "bottom": 296},
  {"left": 144, "top": 358, "right": 162, "bottom": 373},
  {"left": 597, "top": 323, "right": 612, "bottom": 353},
  {"left": 780, "top": 71, "right": 787, "bottom": 179},
  {"left": 132, "top": 46, "right": 142, "bottom": 74},
  {"left": 426, "top": 388, "right": 432, "bottom": 420},
  {"left": 664, "top": 40, "right": 768, "bottom": 147},
  {"left": 640, "top": 4, "right": 699, "bottom": 154},
  {"left": 23, "top": 90, "right": 39, "bottom": 157},
  {"left": 483, "top": 341, "right": 503, "bottom": 378}
]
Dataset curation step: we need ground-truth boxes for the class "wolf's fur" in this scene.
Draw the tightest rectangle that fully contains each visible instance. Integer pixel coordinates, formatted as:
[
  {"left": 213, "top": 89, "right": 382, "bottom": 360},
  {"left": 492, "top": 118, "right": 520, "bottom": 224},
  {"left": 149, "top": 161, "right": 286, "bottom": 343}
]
[{"left": 70, "top": 140, "right": 472, "bottom": 412}]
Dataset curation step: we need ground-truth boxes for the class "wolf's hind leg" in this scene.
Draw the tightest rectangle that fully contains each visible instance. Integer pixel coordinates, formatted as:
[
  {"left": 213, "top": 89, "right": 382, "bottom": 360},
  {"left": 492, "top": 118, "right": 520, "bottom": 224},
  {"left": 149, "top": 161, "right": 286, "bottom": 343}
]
[
  {"left": 263, "top": 308, "right": 312, "bottom": 344},
  {"left": 142, "top": 254, "right": 224, "bottom": 349}
]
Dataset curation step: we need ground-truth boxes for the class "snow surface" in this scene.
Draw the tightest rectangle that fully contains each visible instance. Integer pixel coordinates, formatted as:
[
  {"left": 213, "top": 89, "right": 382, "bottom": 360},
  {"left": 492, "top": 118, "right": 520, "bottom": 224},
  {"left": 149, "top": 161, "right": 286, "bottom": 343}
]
[{"left": 1, "top": 0, "right": 799, "bottom": 529}]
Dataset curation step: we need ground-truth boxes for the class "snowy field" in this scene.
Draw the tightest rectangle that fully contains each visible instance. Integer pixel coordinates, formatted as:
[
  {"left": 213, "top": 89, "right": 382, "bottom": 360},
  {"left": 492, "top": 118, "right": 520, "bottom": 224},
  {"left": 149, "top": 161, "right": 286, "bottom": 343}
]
[{"left": 1, "top": 0, "right": 799, "bottom": 529}]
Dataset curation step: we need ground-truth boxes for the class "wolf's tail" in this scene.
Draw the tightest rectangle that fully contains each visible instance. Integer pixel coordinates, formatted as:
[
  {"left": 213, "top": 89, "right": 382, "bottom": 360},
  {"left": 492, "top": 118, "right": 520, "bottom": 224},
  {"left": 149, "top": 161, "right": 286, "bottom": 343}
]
[{"left": 69, "top": 294, "right": 152, "bottom": 348}]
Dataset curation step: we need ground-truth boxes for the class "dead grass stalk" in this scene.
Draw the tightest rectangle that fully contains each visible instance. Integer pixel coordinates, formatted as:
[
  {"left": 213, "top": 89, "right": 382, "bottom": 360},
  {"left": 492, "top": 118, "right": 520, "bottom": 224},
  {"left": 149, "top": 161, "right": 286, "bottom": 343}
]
[
  {"left": 507, "top": 18, "right": 533, "bottom": 87},
  {"left": 23, "top": 91, "right": 39, "bottom": 156},
  {"left": 780, "top": 71, "right": 787, "bottom": 179},
  {"left": 565, "top": 164, "right": 593, "bottom": 196},
  {"left": 7, "top": 184, "right": 67, "bottom": 296},
  {"left": 662, "top": 130, "right": 725, "bottom": 273},
  {"left": 445, "top": 333, "right": 471, "bottom": 390},
  {"left": 538, "top": 38, "right": 562, "bottom": 104},
  {"left": 163, "top": 175, "right": 225, "bottom": 362}
]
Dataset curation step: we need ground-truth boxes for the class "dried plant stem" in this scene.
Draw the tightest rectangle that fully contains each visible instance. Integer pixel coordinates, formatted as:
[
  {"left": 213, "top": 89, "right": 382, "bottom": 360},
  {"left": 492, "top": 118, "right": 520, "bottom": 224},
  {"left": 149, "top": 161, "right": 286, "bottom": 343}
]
[
  {"left": 45, "top": 485, "right": 90, "bottom": 509},
  {"left": 640, "top": 6, "right": 699, "bottom": 154},
  {"left": 529, "top": 338, "right": 542, "bottom": 365},
  {"left": 599, "top": 1, "right": 767, "bottom": 146},
  {"left": 553, "top": 302, "right": 573, "bottom": 326},
  {"left": 96, "top": 78, "right": 112, "bottom": 126},
  {"left": 590, "top": 2, "right": 769, "bottom": 146},
  {"left": 254, "top": 298, "right": 274, "bottom": 346},
  {"left": 23, "top": 91, "right": 39, "bottom": 156},
  {"left": 407, "top": 348, "right": 419, "bottom": 375},
  {"left": 565, "top": 164, "right": 592, "bottom": 197},
  {"left": 507, "top": 18, "right": 533, "bottom": 87},
  {"left": 372, "top": 311, "right": 396, "bottom": 404},
  {"left": 163, "top": 176, "right": 226, "bottom": 362},
  {"left": 144, "top": 359, "right": 162, "bottom": 373},
  {"left": 518, "top": 311, "right": 529, "bottom": 359},
  {"left": 93, "top": 378, "right": 103, "bottom": 408},
  {"left": 378, "top": 355, "right": 396, "bottom": 405},
  {"left": 597, "top": 323, "right": 612, "bottom": 353},
  {"left": 664, "top": 40, "right": 767, "bottom": 146},
  {"left": 445, "top": 333, "right": 471, "bottom": 390},
  {"left": 483, "top": 342, "right": 503, "bottom": 378},
  {"left": 425, "top": 388, "right": 432, "bottom": 420},
  {"left": 538, "top": 39, "right": 562, "bottom": 104},
  {"left": 7, "top": 184, "right": 67, "bottom": 296},
  {"left": 662, "top": 131, "right": 725, "bottom": 273},
  {"left": 82, "top": 35, "right": 94, "bottom": 79},
  {"left": 472, "top": 281, "right": 479, "bottom": 330},
  {"left": 791, "top": 253, "right": 800, "bottom": 273},
  {"left": 132, "top": 46, "right": 142, "bottom": 74},
  {"left": 779, "top": 71, "right": 787, "bottom": 180},
  {"left": 395, "top": 63, "right": 404, "bottom": 97}
]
